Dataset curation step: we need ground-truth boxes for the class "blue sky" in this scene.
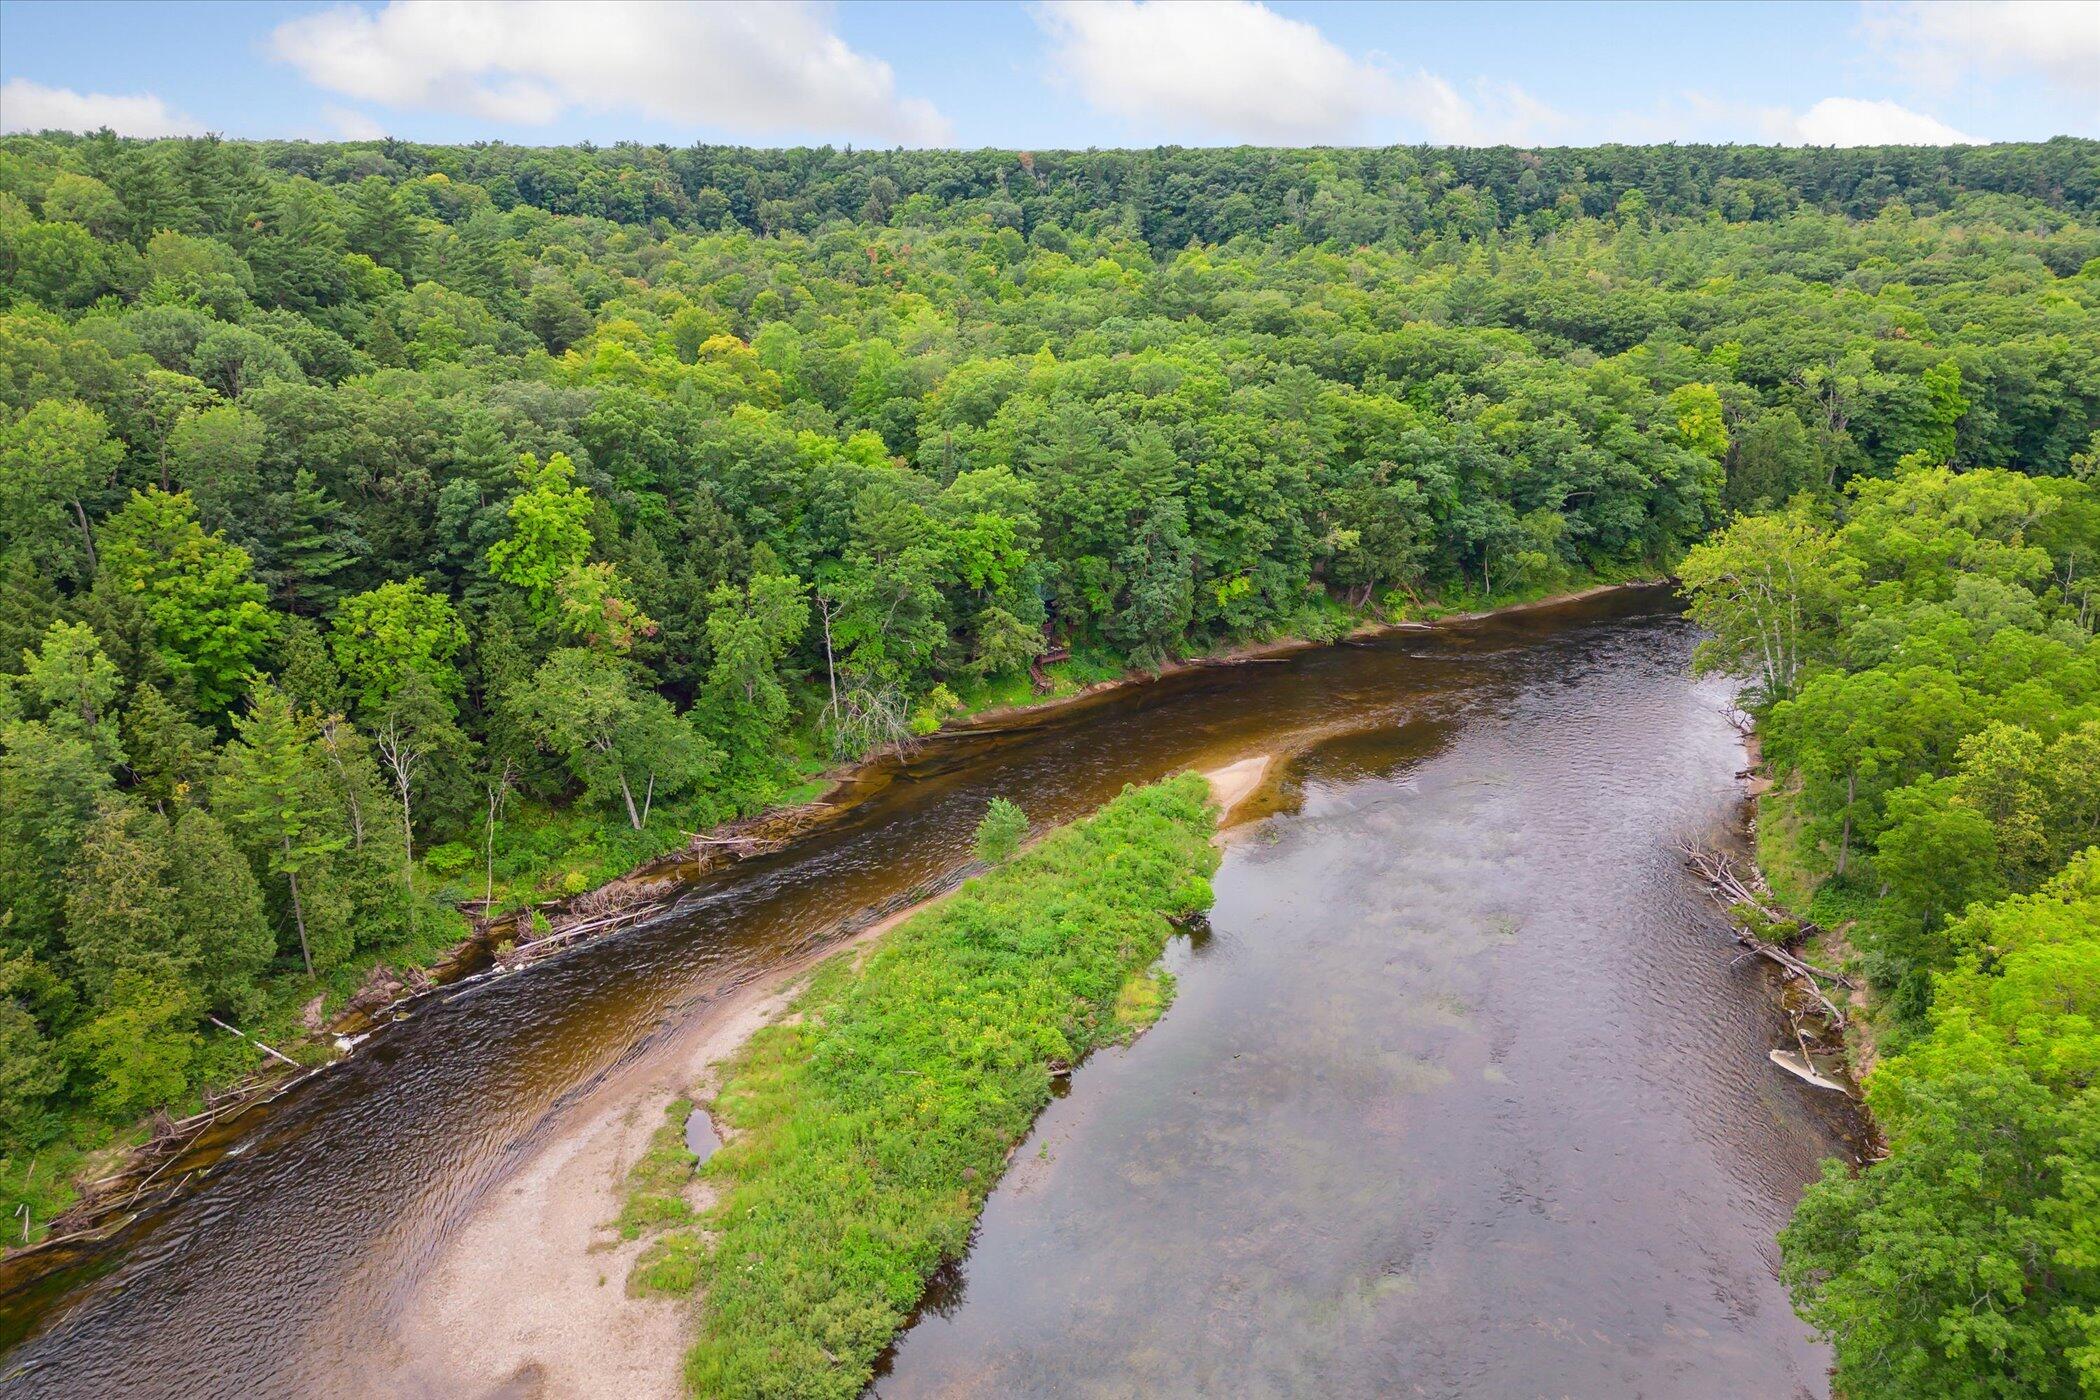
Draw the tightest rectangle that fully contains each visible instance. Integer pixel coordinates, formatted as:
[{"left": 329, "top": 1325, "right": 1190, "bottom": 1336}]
[{"left": 2, "top": 1, "right": 2094, "bottom": 149}]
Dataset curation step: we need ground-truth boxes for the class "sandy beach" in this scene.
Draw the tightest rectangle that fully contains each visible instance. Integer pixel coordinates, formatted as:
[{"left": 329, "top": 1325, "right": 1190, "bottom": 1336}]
[{"left": 374, "top": 759, "right": 1271, "bottom": 1398}]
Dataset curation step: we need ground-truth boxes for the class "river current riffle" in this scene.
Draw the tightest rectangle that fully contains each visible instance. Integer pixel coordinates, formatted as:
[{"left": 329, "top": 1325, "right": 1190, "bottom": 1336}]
[{"left": 1, "top": 588, "right": 1858, "bottom": 1397}]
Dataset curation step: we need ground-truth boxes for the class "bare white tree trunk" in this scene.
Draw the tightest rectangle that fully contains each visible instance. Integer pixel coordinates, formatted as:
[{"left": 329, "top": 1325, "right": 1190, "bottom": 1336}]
[
  {"left": 374, "top": 718, "right": 423, "bottom": 930},
  {"left": 484, "top": 759, "right": 515, "bottom": 908}
]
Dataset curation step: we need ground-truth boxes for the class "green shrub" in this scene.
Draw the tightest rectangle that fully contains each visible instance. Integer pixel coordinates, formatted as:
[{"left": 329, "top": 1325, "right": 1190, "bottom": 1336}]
[
  {"left": 972, "top": 797, "right": 1028, "bottom": 865},
  {"left": 421, "top": 841, "right": 474, "bottom": 876}
]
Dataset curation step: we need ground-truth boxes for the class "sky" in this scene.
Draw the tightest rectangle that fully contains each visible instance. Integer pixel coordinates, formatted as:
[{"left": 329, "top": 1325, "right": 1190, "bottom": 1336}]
[{"left": 0, "top": 0, "right": 2095, "bottom": 150}]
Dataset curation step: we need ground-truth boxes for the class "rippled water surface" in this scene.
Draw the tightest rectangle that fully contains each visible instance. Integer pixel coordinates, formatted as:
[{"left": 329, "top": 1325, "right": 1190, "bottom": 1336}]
[{"left": 0, "top": 589, "right": 1856, "bottom": 1398}]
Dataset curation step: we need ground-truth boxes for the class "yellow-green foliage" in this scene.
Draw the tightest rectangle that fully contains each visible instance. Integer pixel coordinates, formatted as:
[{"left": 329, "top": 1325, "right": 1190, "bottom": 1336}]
[
  {"left": 670, "top": 774, "right": 1217, "bottom": 1398},
  {"left": 1111, "top": 966, "right": 1175, "bottom": 1036}
]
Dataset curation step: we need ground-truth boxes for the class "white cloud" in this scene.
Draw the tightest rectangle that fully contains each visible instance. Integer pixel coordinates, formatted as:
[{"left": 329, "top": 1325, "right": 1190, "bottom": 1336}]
[
  {"left": 1865, "top": 0, "right": 2100, "bottom": 97},
  {"left": 1789, "top": 96, "right": 1981, "bottom": 146},
  {"left": 270, "top": 0, "right": 951, "bottom": 145},
  {"left": 324, "top": 105, "right": 389, "bottom": 141},
  {"left": 1034, "top": 0, "right": 1563, "bottom": 145},
  {"left": 0, "top": 79, "right": 201, "bottom": 137}
]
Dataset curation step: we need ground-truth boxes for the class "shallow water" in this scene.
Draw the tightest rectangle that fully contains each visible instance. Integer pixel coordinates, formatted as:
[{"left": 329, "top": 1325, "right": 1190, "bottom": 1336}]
[
  {"left": 683, "top": 1106, "right": 721, "bottom": 1163},
  {"left": 876, "top": 603, "right": 1857, "bottom": 1399},
  {"left": 0, "top": 589, "right": 1856, "bottom": 1397}
]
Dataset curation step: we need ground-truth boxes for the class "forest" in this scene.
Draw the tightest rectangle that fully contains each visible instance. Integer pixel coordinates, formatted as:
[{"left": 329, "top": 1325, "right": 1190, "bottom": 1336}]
[
  {"left": 1681, "top": 463, "right": 2099, "bottom": 1396},
  {"left": 0, "top": 131, "right": 2096, "bottom": 1386}
]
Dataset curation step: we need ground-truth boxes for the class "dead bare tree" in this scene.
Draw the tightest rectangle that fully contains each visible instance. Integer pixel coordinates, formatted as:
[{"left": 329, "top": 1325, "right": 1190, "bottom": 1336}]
[{"left": 483, "top": 755, "right": 517, "bottom": 909}]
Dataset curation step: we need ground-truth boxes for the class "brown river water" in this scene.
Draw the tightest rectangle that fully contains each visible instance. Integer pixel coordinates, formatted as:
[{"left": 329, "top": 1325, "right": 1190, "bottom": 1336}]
[{"left": 0, "top": 587, "right": 1859, "bottom": 1398}]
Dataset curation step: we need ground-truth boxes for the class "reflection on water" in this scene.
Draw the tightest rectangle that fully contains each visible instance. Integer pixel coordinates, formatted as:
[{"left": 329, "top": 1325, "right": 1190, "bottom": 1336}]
[
  {"left": 0, "top": 589, "right": 1853, "bottom": 1398},
  {"left": 683, "top": 1106, "right": 721, "bottom": 1163},
  {"left": 875, "top": 609, "right": 1854, "bottom": 1399}
]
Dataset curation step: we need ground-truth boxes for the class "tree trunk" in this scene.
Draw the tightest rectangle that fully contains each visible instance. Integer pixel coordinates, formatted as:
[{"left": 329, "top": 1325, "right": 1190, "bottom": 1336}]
[
  {"left": 485, "top": 793, "right": 498, "bottom": 908},
  {"left": 70, "top": 500, "right": 97, "bottom": 572},
  {"left": 1836, "top": 771, "right": 1855, "bottom": 877},
  {"left": 819, "top": 598, "right": 840, "bottom": 714},
  {"left": 283, "top": 841, "right": 314, "bottom": 977},
  {"left": 399, "top": 788, "right": 417, "bottom": 932},
  {"left": 618, "top": 771, "right": 642, "bottom": 830}
]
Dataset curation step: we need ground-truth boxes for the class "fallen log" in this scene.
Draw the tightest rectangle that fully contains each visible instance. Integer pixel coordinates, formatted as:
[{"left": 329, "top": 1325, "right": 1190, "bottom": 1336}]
[
  {"left": 1680, "top": 843, "right": 1855, "bottom": 1027},
  {"left": 1769, "top": 1048, "right": 1849, "bottom": 1093},
  {"left": 208, "top": 1016, "right": 303, "bottom": 1069},
  {"left": 1678, "top": 843, "right": 1855, "bottom": 987}
]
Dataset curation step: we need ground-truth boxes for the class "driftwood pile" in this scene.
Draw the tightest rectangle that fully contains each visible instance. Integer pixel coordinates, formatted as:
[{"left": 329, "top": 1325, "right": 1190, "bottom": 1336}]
[
  {"left": 66, "top": 1049, "right": 329, "bottom": 1235},
  {"left": 1679, "top": 843, "right": 1856, "bottom": 1030},
  {"left": 497, "top": 883, "right": 668, "bottom": 970}
]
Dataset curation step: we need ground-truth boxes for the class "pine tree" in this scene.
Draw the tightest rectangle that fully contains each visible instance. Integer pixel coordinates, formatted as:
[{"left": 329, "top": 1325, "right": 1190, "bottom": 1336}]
[
  {"left": 169, "top": 807, "right": 275, "bottom": 1016},
  {"left": 265, "top": 468, "right": 366, "bottom": 616},
  {"left": 213, "top": 683, "right": 345, "bottom": 976},
  {"left": 121, "top": 682, "right": 214, "bottom": 810},
  {"left": 61, "top": 802, "right": 182, "bottom": 1005},
  {"left": 0, "top": 555, "right": 62, "bottom": 672},
  {"left": 273, "top": 616, "right": 348, "bottom": 719}
]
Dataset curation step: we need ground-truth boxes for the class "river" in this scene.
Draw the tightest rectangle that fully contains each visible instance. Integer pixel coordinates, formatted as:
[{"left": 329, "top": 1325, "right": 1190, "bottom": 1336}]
[{"left": 0, "top": 587, "right": 1859, "bottom": 1398}]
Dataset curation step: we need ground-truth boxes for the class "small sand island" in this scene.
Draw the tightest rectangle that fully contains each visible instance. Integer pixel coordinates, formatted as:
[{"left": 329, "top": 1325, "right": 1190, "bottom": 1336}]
[{"left": 1202, "top": 753, "right": 1272, "bottom": 826}]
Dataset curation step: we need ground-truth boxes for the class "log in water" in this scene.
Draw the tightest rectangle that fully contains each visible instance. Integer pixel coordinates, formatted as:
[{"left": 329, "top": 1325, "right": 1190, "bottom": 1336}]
[{"left": 0, "top": 588, "right": 1860, "bottom": 1397}]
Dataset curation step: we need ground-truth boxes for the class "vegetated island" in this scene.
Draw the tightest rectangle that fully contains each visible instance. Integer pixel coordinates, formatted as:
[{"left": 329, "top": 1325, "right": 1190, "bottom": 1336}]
[{"left": 598, "top": 773, "right": 1222, "bottom": 1399}]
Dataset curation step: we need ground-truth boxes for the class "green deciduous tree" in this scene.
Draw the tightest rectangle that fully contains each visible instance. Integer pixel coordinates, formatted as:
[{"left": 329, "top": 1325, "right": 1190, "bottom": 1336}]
[
  {"left": 487, "top": 452, "right": 593, "bottom": 624},
  {"left": 1679, "top": 503, "right": 1854, "bottom": 702},
  {"left": 99, "top": 488, "right": 276, "bottom": 716},
  {"left": 62, "top": 967, "right": 199, "bottom": 1122},
  {"left": 3, "top": 621, "right": 123, "bottom": 766},
  {"left": 1873, "top": 777, "right": 2007, "bottom": 970},
  {"left": 509, "top": 648, "right": 717, "bottom": 831},
  {"left": 368, "top": 670, "right": 467, "bottom": 927},
  {"left": 329, "top": 576, "right": 468, "bottom": 715},
  {"left": 0, "top": 398, "right": 120, "bottom": 581},
  {"left": 701, "top": 569, "right": 808, "bottom": 794},
  {"left": 1783, "top": 1043, "right": 2097, "bottom": 1400},
  {"left": 168, "top": 403, "right": 268, "bottom": 532}
]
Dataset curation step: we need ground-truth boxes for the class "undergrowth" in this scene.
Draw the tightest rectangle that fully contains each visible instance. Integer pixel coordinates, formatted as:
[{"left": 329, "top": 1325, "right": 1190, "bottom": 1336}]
[{"left": 641, "top": 774, "right": 1218, "bottom": 1398}]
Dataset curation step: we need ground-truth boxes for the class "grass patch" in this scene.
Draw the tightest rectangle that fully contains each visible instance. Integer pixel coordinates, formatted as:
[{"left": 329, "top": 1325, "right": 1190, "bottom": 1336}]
[
  {"left": 1111, "top": 966, "right": 1175, "bottom": 1037},
  {"left": 1754, "top": 785, "right": 1826, "bottom": 915},
  {"left": 616, "top": 1097, "right": 700, "bottom": 1241},
  {"left": 1386, "top": 562, "right": 1657, "bottom": 622},
  {"left": 655, "top": 775, "right": 1218, "bottom": 1398}
]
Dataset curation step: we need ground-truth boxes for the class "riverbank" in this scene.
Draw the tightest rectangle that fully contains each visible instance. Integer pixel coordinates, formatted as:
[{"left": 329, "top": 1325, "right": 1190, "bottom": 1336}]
[
  {"left": 375, "top": 766, "right": 1255, "bottom": 1399},
  {"left": 11, "top": 577, "right": 1657, "bottom": 1261},
  {"left": 371, "top": 936, "right": 849, "bottom": 1398},
  {"left": 947, "top": 576, "right": 1668, "bottom": 733},
  {"left": 1682, "top": 722, "right": 1883, "bottom": 1120},
  {"left": 1746, "top": 778, "right": 1884, "bottom": 1089}
]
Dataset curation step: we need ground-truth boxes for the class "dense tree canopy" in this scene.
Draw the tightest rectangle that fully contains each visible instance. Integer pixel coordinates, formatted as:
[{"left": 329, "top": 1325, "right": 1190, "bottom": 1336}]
[
  {"left": 1689, "top": 466, "right": 2098, "bottom": 1398},
  {"left": 0, "top": 132, "right": 2096, "bottom": 1290}
]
